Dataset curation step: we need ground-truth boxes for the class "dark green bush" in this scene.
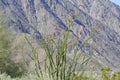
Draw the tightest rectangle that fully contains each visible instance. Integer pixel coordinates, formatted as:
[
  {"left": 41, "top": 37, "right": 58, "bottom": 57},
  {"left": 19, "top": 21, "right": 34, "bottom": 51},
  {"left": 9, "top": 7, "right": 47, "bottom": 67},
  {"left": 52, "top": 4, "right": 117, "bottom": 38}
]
[{"left": 0, "top": 56, "right": 25, "bottom": 78}]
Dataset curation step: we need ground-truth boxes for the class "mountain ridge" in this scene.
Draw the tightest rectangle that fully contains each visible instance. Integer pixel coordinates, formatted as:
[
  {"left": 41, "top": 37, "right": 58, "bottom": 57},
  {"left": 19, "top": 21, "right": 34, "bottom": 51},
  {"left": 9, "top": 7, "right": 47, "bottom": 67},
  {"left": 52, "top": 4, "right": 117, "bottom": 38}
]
[{"left": 0, "top": 0, "right": 120, "bottom": 69}]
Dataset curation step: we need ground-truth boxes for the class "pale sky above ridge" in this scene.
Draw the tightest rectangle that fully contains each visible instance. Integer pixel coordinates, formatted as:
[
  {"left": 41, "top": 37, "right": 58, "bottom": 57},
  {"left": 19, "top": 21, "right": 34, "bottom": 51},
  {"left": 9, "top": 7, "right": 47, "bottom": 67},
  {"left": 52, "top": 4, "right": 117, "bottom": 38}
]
[{"left": 110, "top": 0, "right": 120, "bottom": 6}]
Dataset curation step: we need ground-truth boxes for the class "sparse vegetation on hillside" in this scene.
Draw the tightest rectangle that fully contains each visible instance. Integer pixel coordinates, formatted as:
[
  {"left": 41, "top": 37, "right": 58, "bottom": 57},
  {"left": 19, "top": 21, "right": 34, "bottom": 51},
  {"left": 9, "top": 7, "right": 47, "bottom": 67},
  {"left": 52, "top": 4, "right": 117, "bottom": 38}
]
[{"left": 0, "top": 12, "right": 120, "bottom": 80}]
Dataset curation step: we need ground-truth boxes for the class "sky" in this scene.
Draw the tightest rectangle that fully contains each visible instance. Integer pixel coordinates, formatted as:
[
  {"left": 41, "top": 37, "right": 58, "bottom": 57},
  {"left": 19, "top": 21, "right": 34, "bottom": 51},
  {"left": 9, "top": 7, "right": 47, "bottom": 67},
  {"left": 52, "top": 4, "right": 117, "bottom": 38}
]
[{"left": 110, "top": 0, "right": 120, "bottom": 6}]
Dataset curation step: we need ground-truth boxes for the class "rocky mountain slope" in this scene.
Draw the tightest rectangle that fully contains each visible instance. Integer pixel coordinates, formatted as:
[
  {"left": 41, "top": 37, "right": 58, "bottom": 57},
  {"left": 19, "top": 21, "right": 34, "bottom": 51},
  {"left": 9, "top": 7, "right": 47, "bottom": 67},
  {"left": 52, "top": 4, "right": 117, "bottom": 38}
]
[{"left": 0, "top": 0, "right": 120, "bottom": 69}]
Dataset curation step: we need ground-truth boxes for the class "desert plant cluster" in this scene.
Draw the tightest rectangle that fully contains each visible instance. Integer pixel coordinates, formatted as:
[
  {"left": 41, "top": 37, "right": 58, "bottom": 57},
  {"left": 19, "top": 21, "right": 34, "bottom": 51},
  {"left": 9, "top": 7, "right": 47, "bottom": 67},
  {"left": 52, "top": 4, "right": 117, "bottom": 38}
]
[{"left": 0, "top": 13, "right": 120, "bottom": 80}]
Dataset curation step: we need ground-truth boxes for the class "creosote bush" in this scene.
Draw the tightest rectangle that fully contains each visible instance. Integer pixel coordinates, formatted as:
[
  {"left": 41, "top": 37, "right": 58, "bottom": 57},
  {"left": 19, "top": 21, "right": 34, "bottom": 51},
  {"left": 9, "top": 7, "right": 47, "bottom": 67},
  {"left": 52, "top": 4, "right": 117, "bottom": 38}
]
[
  {"left": 100, "top": 66, "right": 120, "bottom": 80},
  {"left": 0, "top": 27, "right": 25, "bottom": 78}
]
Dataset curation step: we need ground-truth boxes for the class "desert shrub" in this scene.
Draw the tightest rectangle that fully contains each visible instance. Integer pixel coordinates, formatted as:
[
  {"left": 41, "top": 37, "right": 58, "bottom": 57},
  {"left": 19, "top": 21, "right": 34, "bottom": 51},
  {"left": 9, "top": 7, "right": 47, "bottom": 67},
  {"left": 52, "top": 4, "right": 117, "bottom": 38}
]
[
  {"left": 0, "top": 27, "right": 25, "bottom": 78},
  {"left": 100, "top": 66, "right": 120, "bottom": 80}
]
